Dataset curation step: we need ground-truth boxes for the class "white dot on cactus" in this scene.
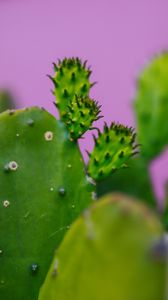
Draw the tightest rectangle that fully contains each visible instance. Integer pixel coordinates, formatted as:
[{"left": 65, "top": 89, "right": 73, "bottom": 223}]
[
  {"left": 44, "top": 131, "right": 53, "bottom": 141},
  {"left": 0, "top": 250, "right": 3, "bottom": 255},
  {"left": 86, "top": 175, "right": 96, "bottom": 186},
  {"left": 91, "top": 192, "right": 97, "bottom": 200},
  {"left": 52, "top": 259, "right": 59, "bottom": 277},
  {"left": 50, "top": 187, "right": 54, "bottom": 192},
  {"left": 8, "top": 161, "right": 18, "bottom": 171},
  {"left": 67, "top": 164, "right": 72, "bottom": 168},
  {"left": 3, "top": 200, "right": 10, "bottom": 208},
  {"left": 16, "top": 133, "right": 20, "bottom": 137},
  {"left": 72, "top": 204, "right": 75, "bottom": 208}
]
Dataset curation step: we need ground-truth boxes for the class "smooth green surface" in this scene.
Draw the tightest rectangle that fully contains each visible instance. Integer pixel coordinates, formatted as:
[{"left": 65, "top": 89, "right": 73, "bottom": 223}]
[
  {"left": 87, "top": 123, "right": 136, "bottom": 181},
  {"left": 39, "top": 194, "right": 166, "bottom": 300},
  {"left": 0, "top": 107, "right": 92, "bottom": 300},
  {"left": 134, "top": 52, "right": 168, "bottom": 161},
  {"left": 97, "top": 157, "right": 156, "bottom": 208}
]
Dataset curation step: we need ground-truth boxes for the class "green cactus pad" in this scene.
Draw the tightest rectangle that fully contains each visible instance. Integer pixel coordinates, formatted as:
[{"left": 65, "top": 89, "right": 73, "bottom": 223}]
[
  {"left": 0, "top": 90, "right": 15, "bottom": 113},
  {"left": 87, "top": 123, "right": 137, "bottom": 181},
  {"left": 64, "top": 96, "right": 101, "bottom": 140},
  {"left": 0, "top": 107, "right": 93, "bottom": 300},
  {"left": 39, "top": 194, "right": 166, "bottom": 300},
  {"left": 134, "top": 52, "right": 168, "bottom": 161},
  {"left": 97, "top": 157, "right": 156, "bottom": 208},
  {"left": 50, "top": 58, "right": 94, "bottom": 119}
]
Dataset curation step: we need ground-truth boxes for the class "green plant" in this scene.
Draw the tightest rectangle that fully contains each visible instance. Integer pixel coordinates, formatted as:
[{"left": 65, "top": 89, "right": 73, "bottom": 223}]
[
  {"left": 98, "top": 52, "right": 168, "bottom": 213},
  {"left": 0, "top": 58, "right": 136, "bottom": 300},
  {"left": 39, "top": 194, "right": 166, "bottom": 300},
  {"left": 0, "top": 90, "right": 15, "bottom": 113}
]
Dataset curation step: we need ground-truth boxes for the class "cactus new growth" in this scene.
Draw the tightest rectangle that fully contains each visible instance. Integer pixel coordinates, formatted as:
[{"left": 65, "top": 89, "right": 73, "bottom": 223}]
[
  {"left": 49, "top": 58, "right": 94, "bottom": 120},
  {"left": 1, "top": 54, "right": 168, "bottom": 300},
  {"left": 87, "top": 123, "right": 137, "bottom": 181},
  {"left": 64, "top": 96, "right": 101, "bottom": 140},
  {"left": 39, "top": 194, "right": 166, "bottom": 300}
]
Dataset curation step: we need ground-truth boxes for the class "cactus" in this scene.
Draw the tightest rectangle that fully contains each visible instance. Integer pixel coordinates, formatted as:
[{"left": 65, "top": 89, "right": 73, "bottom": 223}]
[
  {"left": 49, "top": 58, "right": 95, "bottom": 120},
  {"left": 98, "top": 53, "right": 168, "bottom": 212},
  {"left": 39, "top": 194, "right": 166, "bottom": 300},
  {"left": 0, "top": 107, "right": 93, "bottom": 300},
  {"left": 134, "top": 52, "right": 168, "bottom": 161},
  {"left": 87, "top": 123, "right": 137, "bottom": 181},
  {"left": 97, "top": 157, "right": 156, "bottom": 207},
  {"left": 0, "top": 90, "right": 15, "bottom": 113},
  {"left": 0, "top": 57, "right": 139, "bottom": 300},
  {"left": 63, "top": 96, "right": 102, "bottom": 140}
]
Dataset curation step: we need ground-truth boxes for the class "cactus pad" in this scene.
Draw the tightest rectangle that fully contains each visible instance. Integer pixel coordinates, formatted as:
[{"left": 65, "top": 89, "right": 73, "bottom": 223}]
[
  {"left": 39, "top": 194, "right": 166, "bottom": 300},
  {"left": 134, "top": 52, "right": 168, "bottom": 160},
  {"left": 0, "top": 90, "right": 15, "bottom": 113},
  {"left": 97, "top": 157, "right": 156, "bottom": 208},
  {"left": 87, "top": 123, "right": 137, "bottom": 181},
  {"left": 64, "top": 96, "right": 101, "bottom": 140},
  {"left": 50, "top": 58, "right": 94, "bottom": 119},
  {"left": 0, "top": 107, "right": 93, "bottom": 300}
]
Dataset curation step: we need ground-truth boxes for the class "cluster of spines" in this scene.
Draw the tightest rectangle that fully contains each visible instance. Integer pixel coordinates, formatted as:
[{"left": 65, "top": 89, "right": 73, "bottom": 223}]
[
  {"left": 87, "top": 122, "right": 138, "bottom": 181},
  {"left": 63, "top": 96, "right": 102, "bottom": 140}
]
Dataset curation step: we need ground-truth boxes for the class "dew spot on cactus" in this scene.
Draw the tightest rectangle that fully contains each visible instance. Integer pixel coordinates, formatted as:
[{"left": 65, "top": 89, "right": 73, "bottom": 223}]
[
  {"left": 91, "top": 191, "right": 97, "bottom": 200},
  {"left": 30, "top": 263, "right": 39, "bottom": 276},
  {"left": 52, "top": 259, "right": 59, "bottom": 278},
  {"left": 8, "top": 161, "right": 18, "bottom": 171},
  {"left": 44, "top": 131, "right": 53, "bottom": 141},
  {"left": 0, "top": 250, "right": 3, "bottom": 255},
  {"left": 86, "top": 175, "right": 96, "bottom": 186},
  {"left": 3, "top": 200, "right": 10, "bottom": 208},
  {"left": 16, "top": 133, "right": 20, "bottom": 137},
  {"left": 50, "top": 187, "right": 54, "bottom": 192},
  {"left": 27, "top": 119, "right": 34, "bottom": 126},
  {"left": 58, "top": 187, "right": 66, "bottom": 196},
  {"left": 67, "top": 164, "right": 72, "bottom": 168}
]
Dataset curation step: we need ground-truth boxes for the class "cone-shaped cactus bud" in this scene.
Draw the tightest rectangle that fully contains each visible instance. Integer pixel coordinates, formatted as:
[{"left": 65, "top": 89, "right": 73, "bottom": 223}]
[
  {"left": 49, "top": 58, "right": 94, "bottom": 119},
  {"left": 39, "top": 194, "right": 166, "bottom": 300},
  {"left": 87, "top": 123, "right": 137, "bottom": 181},
  {"left": 134, "top": 52, "right": 168, "bottom": 161},
  {"left": 64, "top": 96, "right": 102, "bottom": 140}
]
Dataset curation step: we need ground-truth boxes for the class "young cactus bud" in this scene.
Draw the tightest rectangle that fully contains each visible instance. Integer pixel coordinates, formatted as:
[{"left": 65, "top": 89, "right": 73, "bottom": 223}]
[
  {"left": 49, "top": 58, "right": 94, "bottom": 119},
  {"left": 87, "top": 123, "right": 137, "bottom": 181},
  {"left": 64, "top": 96, "right": 102, "bottom": 140},
  {"left": 134, "top": 52, "right": 168, "bottom": 161}
]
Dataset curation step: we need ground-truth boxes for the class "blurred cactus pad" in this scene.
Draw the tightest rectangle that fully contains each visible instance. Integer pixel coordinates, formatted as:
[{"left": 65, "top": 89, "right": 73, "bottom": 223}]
[
  {"left": 0, "top": 90, "right": 15, "bottom": 113},
  {"left": 39, "top": 194, "right": 166, "bottom": 300},
  {"left": 0, "top": 55, "right": 168, "bottom": 300}
]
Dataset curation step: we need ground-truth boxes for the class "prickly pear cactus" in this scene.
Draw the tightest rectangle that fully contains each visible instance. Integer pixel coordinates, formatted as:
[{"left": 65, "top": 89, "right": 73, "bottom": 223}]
[
  {"left": 0, "top": 90, "right": 15, "bottom": 113},
  {"left": 97, "top": 157, "right": 156, "bottom": 207},
  {"left": 134, "top": 52, "right": 168, "bottom": 161},
  {"left": 63, "top": 96, "right": 101, "bottom": 140},
  {"left": 87, "top": 123, "right": 137, "bottom": 181},
  {"left": 50, "top": 58, "right": 94, "bottom": 119},
  {"left": 0, "top": 107, "right": 93, "bottom": 300},
  {"left": 39, "top": 194, "right": 166, "bottom": 300}
]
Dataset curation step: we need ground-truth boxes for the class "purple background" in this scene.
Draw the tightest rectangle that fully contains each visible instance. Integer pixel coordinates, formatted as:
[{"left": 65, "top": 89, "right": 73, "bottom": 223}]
[{"left": 0, "top": 0, "right": 168, "bottom": 201}]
